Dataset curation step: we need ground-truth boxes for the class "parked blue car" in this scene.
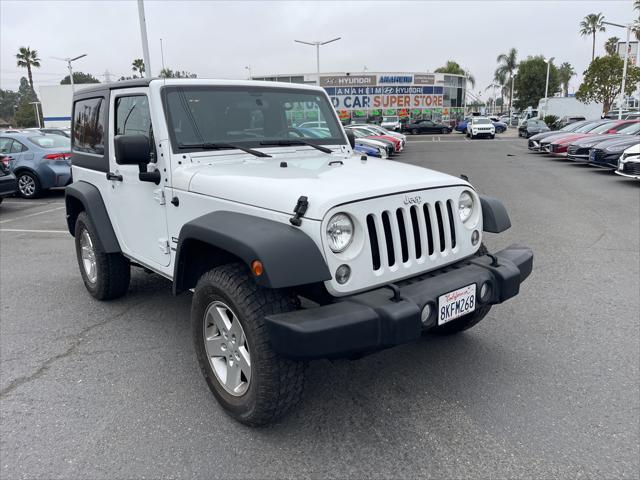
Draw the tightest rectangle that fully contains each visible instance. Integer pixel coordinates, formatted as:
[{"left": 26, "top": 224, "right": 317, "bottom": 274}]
[
  {"left": 0, "top": 132, "right": 71, "bottom": 198},
  {"left": 455, "top": 118, "right": 508, "bottom": 134},
  {"left": 354, "top": 142, "right": 383, "bottom": 158}
]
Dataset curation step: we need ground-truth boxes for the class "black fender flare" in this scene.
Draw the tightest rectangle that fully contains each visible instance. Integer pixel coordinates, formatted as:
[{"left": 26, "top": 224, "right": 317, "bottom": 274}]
[
  {"left": 65, "top": 181, "right": 121, "bottom": 253},
  {"left": 479, "top": 195, "right": 511, "bottom": 233},
  {"left": 173, "top": 211, "right": 331, "bottom": 294}
]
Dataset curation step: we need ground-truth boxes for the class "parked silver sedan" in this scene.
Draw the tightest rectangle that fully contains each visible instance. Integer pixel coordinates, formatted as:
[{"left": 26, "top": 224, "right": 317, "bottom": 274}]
[{"left": 0, "top": 132, "right": 71, "bottom": 198}]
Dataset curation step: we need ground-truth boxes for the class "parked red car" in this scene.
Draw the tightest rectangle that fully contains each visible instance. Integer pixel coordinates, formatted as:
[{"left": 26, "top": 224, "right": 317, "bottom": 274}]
[{"left": 547, "top": 120, "right": 639, "bottom": 156}]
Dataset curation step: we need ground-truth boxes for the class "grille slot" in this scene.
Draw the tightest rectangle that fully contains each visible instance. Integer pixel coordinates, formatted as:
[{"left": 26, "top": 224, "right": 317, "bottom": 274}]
[{"left": 367, "top": 199, "right": 459, "bottom": 271}]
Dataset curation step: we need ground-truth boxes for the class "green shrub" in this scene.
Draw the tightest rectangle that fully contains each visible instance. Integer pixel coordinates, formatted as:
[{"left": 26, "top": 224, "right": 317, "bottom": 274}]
[{"left": 544, "top": 115, "right": 560, "bottom": 130}]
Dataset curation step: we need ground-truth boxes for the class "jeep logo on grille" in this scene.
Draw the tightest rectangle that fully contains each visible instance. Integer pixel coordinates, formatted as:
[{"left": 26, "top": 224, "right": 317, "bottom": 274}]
[{"left": 403, "top": 195, "right": 422, "bottom": 205}]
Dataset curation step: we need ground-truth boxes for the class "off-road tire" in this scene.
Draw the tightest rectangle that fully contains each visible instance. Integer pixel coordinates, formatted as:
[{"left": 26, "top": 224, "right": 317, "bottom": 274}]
[
  {"left": 74, "top": 211, "right": 130, "bottom": 300},
  {"left": 430, "top": 244, "right": 492, "bottom": 335},
  {"left": 192, "top": 263, "right": 304, "bottom": 426}
]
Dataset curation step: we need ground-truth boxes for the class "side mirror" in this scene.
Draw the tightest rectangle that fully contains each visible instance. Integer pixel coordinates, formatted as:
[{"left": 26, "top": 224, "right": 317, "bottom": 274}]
[
  {"left": 346, "top": 130, "right": 356, "bottom": 149},
  {"left": 114, "top": 135, "right": 151, "bottom": 165}
]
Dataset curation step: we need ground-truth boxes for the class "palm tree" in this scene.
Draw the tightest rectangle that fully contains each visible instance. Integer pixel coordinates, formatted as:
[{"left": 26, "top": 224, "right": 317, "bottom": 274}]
[
  {"left": 434, "top": 60, "right": 475, "bottom": 88},
  {"left": 131, "top": 58, "right": 145, "bottom": 78},
  {"left": 15, "top": 47, "right": 41, "bottom": 93},
  {"left": 557, "top": 62, "right": 576, "bottom": 97},
  {"left": 496, "top": 48, "right": 518, "bottom": 114},
  {"left": 493, "top": 69, "right": 507, "bottom": 112},
  {"left": 604, "top": 37, "right": 620, "bottom": 56},
  {"left": 579, "top": 13, "right": 606, "bottom": 61}
]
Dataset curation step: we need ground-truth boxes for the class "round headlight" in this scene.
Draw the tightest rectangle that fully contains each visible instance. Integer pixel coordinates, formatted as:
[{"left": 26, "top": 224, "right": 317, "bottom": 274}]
[
  {"left": 458, "top": 191, "right": 474, "bottom": 223},
  {"left": 326, "top": 213, "right": 354, "bottom": 253}
]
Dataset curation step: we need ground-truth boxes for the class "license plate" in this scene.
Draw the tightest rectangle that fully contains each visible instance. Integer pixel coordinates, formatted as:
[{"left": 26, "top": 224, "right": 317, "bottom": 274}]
[{"left": 438, "top": 284, "right": 476, "bottom": 325}]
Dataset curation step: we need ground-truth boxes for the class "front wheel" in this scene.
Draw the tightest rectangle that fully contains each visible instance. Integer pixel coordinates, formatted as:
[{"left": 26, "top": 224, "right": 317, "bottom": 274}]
[
  {"left": 442, "top": 127, "right": 449, "bottom": 134},
  {"left": 490, "top": 134, "right": 495, "bottom": 139},
  {"left": 192, "top": 263, "right": 304, "bottom": 426},
  {"left": 411, "top": 128, "right": 419, "bottom": 135}
]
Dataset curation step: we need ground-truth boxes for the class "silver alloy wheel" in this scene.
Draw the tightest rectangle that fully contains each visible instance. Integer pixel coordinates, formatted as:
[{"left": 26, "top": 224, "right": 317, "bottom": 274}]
[
  {"left": 80, "top": 229, "right": 98, "bottom": 284},
  {"left": 203, "top": 301, "right": 251, "bottom": 396},
  {"left": 18, "top": 174, "right": 36, "bottom": 197}
]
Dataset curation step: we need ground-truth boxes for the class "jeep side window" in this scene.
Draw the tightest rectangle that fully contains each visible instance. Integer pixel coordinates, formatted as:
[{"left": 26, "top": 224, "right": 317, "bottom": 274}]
[
  {"left": 73, "top": 97, "right": 105, "bottom": 155},
  {"left": 0, "top": 138, "right": 12, "bottom": 154},
  {"left": 115, "top": 95, "right": 151, "bottom": 137}
]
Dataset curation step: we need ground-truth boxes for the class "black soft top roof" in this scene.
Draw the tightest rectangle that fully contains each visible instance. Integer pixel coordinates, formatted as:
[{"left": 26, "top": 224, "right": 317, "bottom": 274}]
[{"left": 73, "top": 78, "right": 154, "bottom": 98}]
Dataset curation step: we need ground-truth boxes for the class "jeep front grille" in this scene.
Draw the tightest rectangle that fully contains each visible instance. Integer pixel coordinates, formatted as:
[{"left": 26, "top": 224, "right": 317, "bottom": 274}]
[{"left": 365, "top": 201, "right": 457, "bottom": 271}]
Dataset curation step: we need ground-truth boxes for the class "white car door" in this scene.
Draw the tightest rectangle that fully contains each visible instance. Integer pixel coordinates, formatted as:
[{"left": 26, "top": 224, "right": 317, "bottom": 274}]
[{"left": 106, "top": 88, "right": 171, "bottom": 268}]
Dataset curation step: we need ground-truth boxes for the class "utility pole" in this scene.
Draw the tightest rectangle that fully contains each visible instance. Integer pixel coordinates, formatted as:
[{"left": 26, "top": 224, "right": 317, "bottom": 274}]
[
  {"left": 294, "top": 37, "right": 341, "bottom": 79},
  {"left": 137, "top": 0, "right": 152, "bottom": 77},
  {"left": 52, "top": 54, "right": 87, "bottom": 93},
  {"left": 103, "top": 70, "right": 112, "bottom": 83},
  {"left": 245, "top": 65, "right": 252, "bottom": 79},
  {"left": 29, "top": 102, "right": 41, "bottom": 128},
  {"left": 544, "top": 56, "right": 555, "bottom": 100},
  {"left": 509, "top": 74, "right": 516, "bottom": 120},
  {"left": 603, "top": 21, "right": 632, "bottom": 119}
]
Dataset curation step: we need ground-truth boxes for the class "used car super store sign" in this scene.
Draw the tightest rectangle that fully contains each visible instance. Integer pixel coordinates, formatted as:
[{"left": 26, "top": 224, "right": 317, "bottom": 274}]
[{"left": 321, "top": 74, "right": 444, "bottom": 110}]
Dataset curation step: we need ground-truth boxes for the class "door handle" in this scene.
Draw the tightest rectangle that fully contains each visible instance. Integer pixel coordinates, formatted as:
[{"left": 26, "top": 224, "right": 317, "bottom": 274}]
[{"left": 106, "top": 172, "right": 123, "bottom": 181}]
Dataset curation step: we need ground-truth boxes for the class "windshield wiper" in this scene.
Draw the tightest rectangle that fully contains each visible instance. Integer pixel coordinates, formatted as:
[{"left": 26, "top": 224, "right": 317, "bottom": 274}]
[
  {"left": 259, "top": 140, "right": 333, "bottom": 154},
  {"left": 179, "top": 142, "right": 271, "bottom": 158}
]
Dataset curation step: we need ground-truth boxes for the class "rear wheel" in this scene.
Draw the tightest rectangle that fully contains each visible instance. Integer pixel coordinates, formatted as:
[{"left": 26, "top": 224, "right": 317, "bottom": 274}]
[
  {"left": 192, "top": 263, "right": 304, "bottom": 426},
  {"left": 16, "top": 171, "right": 41, "bottom": 199},
  {"left": 74, "top": 212, "right": 130, "bottom": 300}
]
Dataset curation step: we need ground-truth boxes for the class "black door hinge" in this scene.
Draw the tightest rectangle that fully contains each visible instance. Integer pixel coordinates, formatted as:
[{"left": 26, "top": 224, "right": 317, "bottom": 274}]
[{"left": 290, "top": 196, "right": 308, "bottom": 226}]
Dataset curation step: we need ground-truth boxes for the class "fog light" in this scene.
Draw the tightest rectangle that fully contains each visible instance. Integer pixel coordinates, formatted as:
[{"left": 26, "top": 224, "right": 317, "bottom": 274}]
[
  {"left": 480, "top": 282, "right": 492, "bottom": 303},
  {"left": 335, "top": 264, "right": 351, "bottom": 284},
  {"left": 471, "top": 230, "right": 480, "bottom": 245},
  {"left": 421, "top": 303, "right": 432, "bottom": 325}
]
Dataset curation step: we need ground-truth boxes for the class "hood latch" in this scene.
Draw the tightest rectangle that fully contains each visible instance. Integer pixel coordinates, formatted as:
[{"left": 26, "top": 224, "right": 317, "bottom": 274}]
[{"left": 290, "top": 196, "right": 308, "bottom": 226}]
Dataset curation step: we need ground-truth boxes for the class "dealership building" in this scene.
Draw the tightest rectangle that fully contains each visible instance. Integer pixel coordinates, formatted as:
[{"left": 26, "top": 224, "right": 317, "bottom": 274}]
[{"left": 251, "top": 71, "right": 468, "bottom": 123}]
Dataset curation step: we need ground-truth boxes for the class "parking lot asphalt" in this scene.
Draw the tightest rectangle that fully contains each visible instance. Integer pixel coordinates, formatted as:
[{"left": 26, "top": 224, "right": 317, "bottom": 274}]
[{"left": 1, "top": 132, "right": 638, "bottom": 479}]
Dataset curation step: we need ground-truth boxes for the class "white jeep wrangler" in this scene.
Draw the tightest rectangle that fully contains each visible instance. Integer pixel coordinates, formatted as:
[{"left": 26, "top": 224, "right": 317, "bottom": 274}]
[{"left": 66, "top": 78, "right": 533, "bottom": 426}]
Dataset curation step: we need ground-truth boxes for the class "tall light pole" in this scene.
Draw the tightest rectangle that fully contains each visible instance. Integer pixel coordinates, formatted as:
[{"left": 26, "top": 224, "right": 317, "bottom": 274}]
[
  {"left": 245, "top": 65, "right": 252, "bottom": 80},
  {"left": 509, "top": 73, "right": 516, "bottom": 120},
  {"left": 544, "top": 56, "right": 555, "bottom": 100},
  {"left": 29, "top": 101, "right": 41, "bottom": 128},
  {"left": 603, "top": 21, "right": 631, "bottom": 119},
  {"left": 52, "top": 54, "right": 87, "bottom": 93},
  {"left": 137, "top": 0, "right": 152, "bottom": 78},
  {"left": 294, "top": 37, "right": 341, "bottom": 77}
]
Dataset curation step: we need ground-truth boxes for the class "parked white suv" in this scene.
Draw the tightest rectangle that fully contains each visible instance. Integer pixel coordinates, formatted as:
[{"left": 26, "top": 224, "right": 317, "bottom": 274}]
[
  {"left": 466, "top": 117, "right": 496, "bottom": 139},
  {"left": 381, "top": 115, "right": 402, "bottom": 131},
  {"left": 65, "top": 78, "right": 533, "bottom": 426}
]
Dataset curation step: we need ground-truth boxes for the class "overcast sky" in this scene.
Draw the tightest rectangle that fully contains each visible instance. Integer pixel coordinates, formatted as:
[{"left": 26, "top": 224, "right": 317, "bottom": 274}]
[{"left": 0, "top": 0, "right": 636, "bottom": 97}]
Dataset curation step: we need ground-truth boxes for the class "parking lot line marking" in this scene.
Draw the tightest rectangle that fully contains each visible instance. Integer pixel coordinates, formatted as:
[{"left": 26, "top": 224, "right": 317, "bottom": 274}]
[
  {"left": 0, "top": 228, "right": 67, "bottom": 233},
  {"left": 0, "top": 206, "right": 66, "bottom": 224},
  {"left": 0, "top": 200, "right": 64, "bottom": 205}
]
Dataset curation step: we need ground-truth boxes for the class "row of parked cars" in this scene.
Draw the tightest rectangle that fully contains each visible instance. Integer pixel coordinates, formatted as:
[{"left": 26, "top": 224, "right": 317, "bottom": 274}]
[
  {"left": 526, "top": 119, "right": 640, "bottom": 179},
  {"left": 0, "top": 127, "right": 72, "bottom": 200}
]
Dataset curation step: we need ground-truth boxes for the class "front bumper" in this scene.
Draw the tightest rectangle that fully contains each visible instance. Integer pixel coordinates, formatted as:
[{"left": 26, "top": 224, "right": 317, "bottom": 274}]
[{"left": 265, "top": 244, "right": 533, "bottom": 359}]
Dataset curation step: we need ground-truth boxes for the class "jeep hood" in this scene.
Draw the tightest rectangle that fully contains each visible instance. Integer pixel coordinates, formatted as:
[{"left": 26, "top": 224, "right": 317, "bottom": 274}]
[{"left": 175, "top": 148, "right": 469, "bottom": 220}]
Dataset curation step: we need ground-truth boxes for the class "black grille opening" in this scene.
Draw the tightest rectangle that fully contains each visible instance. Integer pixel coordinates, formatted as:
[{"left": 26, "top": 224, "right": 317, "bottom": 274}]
[
  {"left": 381, "top": 211, "right": 395, "bottom": 266},
  {"left": 410, "top": 205, "right": 422, "bottom": 258},
  {"left": 423, "top": 204, "right": 434, "bottom": 255},
  {"left": 396, "top": 209, "right": 409, "bottom": 263},
  {"left": 366, "top": 214, "right": 381, "bottom": 270},
  {"left": 435, "top": 202, "right": 446, "bottom": 252},
  {"left": 446, "top": 200, "right": 457, "bottom": 249}
]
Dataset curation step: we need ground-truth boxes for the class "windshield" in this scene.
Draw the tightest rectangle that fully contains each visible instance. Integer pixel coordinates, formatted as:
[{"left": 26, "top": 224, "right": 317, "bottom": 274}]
[
  {"left": 590, "top": 122, "right": 621, "bottom": 134},
  {"left": 575, "top": 122, "right": 608, "bottom": 133},
  {"left": 164, "top": 86, "right": 345, "bottom": 150},
  {"left": 474, "top": 118, "right": 491, "bottom": 124},
  {"left": 27, "top": 135, "right": 71, "bottom": 149},
  {"left": 382, "top": 116, "right": 398, "bottom": 122},
  {"left": 561, "top": 121, "right": 587, "bottom": 131},
  {"left": 618, "top": 123, "right": 640, "bottom": 134}
]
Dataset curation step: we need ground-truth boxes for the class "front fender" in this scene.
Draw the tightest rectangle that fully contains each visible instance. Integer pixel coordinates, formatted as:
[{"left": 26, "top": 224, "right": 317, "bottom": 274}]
[{"left": 173, "top": 211, "right": 331, "bottom": 293}]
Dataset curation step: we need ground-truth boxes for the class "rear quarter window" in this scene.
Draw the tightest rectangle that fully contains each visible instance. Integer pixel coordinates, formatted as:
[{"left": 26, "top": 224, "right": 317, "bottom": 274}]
[{"left": 73, "top": 97, "right": 105, "bottom": 155}]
